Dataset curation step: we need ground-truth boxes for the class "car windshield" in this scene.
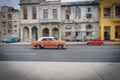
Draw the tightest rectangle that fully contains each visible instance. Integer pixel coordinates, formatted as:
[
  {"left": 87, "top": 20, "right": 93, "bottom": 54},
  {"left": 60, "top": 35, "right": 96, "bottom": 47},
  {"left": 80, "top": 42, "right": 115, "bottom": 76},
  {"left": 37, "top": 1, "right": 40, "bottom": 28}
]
[
  {"left": 38, "top": 38, "right": 42, "bottom": 41},
  {"left": 38, "top": 37, "right": 56, "bottom": 41}
]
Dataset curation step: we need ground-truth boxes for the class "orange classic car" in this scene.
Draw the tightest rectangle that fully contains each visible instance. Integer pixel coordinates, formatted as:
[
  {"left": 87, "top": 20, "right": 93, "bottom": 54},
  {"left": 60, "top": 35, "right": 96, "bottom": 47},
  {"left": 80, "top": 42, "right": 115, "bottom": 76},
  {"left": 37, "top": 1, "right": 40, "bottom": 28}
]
[{"left": 31, "top": 37, "right": 66, "bottom": 49}]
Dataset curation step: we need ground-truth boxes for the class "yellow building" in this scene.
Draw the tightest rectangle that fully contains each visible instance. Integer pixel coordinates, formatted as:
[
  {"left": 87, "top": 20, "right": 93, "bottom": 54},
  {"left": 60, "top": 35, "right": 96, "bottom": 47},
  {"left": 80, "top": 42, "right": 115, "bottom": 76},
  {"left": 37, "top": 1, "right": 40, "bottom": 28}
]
[{"left": 99, "top": 0, "right": 120, "bottom": 41}]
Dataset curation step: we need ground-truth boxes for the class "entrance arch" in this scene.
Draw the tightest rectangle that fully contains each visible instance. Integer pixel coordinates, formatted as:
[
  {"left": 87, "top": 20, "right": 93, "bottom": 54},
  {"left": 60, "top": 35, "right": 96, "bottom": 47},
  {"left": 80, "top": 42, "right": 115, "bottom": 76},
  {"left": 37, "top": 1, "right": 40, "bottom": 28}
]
[
  {"left": 52, "top": 28, "right": 59, "bottom": 40},
  {"left": 23, "top": 27, "right": 29, "bottom": 41},
  {"left": 32, "top": 27, "right": 38, "bottom": 41},
  {"left": 43, "top": 28, "right": 49, "bottom": 37}
]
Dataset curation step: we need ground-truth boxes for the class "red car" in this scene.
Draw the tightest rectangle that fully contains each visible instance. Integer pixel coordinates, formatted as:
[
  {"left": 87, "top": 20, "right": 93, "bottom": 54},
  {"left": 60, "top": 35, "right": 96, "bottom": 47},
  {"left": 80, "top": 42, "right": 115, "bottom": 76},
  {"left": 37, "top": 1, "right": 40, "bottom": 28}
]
[{"left": 87, "top": 39, "right": 104, "bottom": 45}]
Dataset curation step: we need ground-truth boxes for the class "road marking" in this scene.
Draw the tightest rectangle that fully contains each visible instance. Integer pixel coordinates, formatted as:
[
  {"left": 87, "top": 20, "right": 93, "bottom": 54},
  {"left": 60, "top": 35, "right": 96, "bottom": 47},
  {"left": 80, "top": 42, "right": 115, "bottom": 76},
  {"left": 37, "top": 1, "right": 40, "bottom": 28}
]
[{"left": 3, "top": 53, "right": 36, "bottom": 56}]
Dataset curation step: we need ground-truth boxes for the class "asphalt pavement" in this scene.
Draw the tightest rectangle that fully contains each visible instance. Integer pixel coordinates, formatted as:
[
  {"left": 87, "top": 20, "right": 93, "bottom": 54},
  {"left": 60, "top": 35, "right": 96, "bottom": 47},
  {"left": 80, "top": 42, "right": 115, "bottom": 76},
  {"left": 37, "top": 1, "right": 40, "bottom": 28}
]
[
  {"left": 0, "top": 45, "right": 120, "bottom": 80},
  {"left": 0, "top": 45, "right": 120, "bottom": 62}
]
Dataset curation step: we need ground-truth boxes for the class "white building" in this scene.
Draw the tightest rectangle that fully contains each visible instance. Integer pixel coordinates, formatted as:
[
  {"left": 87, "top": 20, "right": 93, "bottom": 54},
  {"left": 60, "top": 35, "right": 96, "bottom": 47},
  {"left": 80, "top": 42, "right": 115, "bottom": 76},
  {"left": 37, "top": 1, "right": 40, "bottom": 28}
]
[
  {"left": 20, "top": 0, "right": 61, "bottom": 42},
  {"left": 61, "top": 1, "right": 99, "bottom": 41},
  {"left": 0, "top": 6, "right": 9, "bottom": 38},
  {"left": 11, "top": 11, "right": 20, "bottom": 37},
  {"left": 0, "top": 6, "right": 20, "bottom": 38},
  {"left": 19, "top": 0, "right": 99, "bottom": 42}
]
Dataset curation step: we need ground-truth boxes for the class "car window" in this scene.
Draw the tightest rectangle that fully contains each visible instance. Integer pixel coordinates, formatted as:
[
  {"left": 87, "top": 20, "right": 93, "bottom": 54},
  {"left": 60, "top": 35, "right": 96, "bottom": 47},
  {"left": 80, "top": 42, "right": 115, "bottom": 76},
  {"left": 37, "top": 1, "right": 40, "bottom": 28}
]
[
  {"left": 52, "top": 38, "right": 56, "bottom": 41},
  {"left": 41, "top": 38, "right": 48, "bottom": 41},
  {"left": 92, "top": 40, "right": 96, "bottom": 41},
  {"left": 48, "top": 38, "right": 53, "bottom": 41},
  {"left": 13, "top": 38, "right": 16, "bottom": 40}
]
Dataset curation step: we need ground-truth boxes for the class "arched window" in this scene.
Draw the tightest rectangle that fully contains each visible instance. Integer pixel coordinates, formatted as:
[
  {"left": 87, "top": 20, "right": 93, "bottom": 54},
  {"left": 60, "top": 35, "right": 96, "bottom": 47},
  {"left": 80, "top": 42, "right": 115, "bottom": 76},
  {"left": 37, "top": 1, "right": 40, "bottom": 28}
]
[
  {"left": 75, "top": 7, "right": 81, "bottom": 19},
  {"left": 32, "top": 6, "right": 37, "bottom": 19},
  {"left": 23, "top": 7, "right": 27, "bottom": 19}
]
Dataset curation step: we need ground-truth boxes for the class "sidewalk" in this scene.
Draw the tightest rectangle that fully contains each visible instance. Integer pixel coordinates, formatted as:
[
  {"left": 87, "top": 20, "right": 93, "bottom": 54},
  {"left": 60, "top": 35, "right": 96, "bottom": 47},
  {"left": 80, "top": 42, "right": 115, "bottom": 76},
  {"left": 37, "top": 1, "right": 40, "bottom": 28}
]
[
  {"left": 0, "top": 61, "right": 120, "bottom": 80},
  {"left": 0, "top": 41, "right": 120, "bottom": 46}
]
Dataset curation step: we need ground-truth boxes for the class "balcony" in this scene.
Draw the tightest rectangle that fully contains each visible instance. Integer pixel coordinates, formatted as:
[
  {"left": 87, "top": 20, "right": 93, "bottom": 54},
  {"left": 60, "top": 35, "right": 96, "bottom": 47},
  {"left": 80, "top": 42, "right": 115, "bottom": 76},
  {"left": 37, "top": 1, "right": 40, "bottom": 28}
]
[
  {"left": 63, "top": 19, "right": 74, "bottom": 23},
  {"left": 86, "top": 29, "right": 93, "bottom": 32},
  {"left": 40, "top": 18, "right": 60, "bottom": 23},
  {"left": 112, "top": 17, "right": 120, "bottom": 22},
  {"left": 2, "top": 21, "right": 6, "bottom": 24}
]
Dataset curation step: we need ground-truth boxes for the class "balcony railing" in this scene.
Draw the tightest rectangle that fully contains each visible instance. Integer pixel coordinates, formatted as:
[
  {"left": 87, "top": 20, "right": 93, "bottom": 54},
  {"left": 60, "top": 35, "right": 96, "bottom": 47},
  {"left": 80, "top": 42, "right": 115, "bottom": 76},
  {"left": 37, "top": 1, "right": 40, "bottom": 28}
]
[
  {"left": 112, "top": 16, "right": 120, "bottom": 22},
  {"left": 63, "top": 19, "right": 74, "bottom": 23},
  {"left": 40, "top": 18, "right": 60, "bottom": 23},
  {"left": 104, "top": 16, "right": 111, "bottom": 18},
  {"left": 86, "top": 29, "right": 93, "bottom": 32}
]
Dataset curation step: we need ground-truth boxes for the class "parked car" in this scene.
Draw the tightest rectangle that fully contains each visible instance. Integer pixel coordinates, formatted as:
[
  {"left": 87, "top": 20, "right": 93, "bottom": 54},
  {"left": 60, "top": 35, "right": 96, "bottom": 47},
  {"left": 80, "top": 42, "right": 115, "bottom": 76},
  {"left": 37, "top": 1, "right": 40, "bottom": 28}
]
[
  {"left": 4, "top": 38, "right": 20, "bottom": 43},
  {"left": 12, "top": 38, "right": 20, "bottom": 42},
  {"left": 87, "top": 39, "right": 104, "bottom": 45},
  {"left": 0, "top": 38, "right": 4, "bottom": 42},
  {"left": 31, "top": 37, "right": 66, "bottom": 49},
  {"left": 1, "top": 38, "right": 11, "bottom": 42}
]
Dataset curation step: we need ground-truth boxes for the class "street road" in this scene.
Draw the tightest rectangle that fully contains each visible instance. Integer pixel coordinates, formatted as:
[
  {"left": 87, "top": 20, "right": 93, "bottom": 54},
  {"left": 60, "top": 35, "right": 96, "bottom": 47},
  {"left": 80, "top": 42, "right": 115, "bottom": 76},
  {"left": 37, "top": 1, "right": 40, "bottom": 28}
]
[{"left": 0, "top": 44, "right": 120, "bottom": 62}]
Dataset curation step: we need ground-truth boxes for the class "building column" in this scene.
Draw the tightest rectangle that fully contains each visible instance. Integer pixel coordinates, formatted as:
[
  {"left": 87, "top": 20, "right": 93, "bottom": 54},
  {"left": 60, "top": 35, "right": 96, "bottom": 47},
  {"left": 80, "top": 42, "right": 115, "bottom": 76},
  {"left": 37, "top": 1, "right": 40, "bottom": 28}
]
[
  {"left": 29, "top": 26, "right": 32, "bottom": 42},
  {"left": 101, "top": 26, "right": 104, "bottom": 40},
  {"left": 49, "top": 29, "right": 52, "bottom": 37},
  {"left": 111, "top": 26, "right": 115, "bottom": 40},
  {"left": 20, "top": 26, "right": 23, "bottom": 42},
  {"left": 37, "top": 26, "right": 40, "bottom": 39},
  {"left": 98, "top": 27, "right": 101, "bottom": 40},
  {"left": 40, "top": 25, "right": 43, "bottom": 37},
  {"left": 59, "top": 24, "right": 62, "bottom": 40}
]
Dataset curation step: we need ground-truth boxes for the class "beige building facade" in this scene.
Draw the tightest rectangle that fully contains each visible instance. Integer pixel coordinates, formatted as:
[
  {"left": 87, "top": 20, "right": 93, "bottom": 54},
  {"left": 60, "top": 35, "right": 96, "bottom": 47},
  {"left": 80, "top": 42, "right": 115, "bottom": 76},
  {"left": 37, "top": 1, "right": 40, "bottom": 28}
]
[{"left": 19, "top": 0, "right": 99, "bottom": 42}]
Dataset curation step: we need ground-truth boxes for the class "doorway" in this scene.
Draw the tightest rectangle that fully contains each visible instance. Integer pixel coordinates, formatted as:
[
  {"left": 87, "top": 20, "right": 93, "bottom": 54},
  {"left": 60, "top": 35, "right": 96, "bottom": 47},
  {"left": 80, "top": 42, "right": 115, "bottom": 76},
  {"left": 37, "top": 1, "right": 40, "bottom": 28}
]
[{"left": 104, "top": 26, "right": 110, "bottom": 40}]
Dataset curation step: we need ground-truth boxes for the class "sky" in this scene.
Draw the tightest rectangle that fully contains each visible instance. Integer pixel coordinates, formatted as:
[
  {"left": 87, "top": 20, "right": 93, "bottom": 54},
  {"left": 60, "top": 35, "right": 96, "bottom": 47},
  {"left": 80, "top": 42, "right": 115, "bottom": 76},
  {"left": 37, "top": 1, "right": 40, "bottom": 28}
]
[{"left": 0, "top": 0, "right": 94, "bottom": 10}]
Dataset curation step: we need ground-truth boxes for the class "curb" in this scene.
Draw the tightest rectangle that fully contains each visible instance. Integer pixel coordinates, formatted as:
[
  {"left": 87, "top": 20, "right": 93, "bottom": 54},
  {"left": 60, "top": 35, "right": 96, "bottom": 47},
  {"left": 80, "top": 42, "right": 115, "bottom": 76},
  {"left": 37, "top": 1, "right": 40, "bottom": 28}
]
[{"left": 0, "top": 42, "right": 120, "bottom": 46}]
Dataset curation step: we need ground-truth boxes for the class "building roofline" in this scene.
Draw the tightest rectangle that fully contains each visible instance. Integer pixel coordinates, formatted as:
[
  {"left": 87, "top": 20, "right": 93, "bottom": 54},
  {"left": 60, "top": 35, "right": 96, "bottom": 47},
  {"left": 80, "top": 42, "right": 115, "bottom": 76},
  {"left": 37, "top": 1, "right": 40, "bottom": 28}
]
[
  {"left": 19, "top": 1, "right": 99, "bottom": 6},
  {"left": 61, "top": 1, "right": 99, "bottom": 6},
  {"left": 19, "top": 3, "right": 39, "bottom": 5}
]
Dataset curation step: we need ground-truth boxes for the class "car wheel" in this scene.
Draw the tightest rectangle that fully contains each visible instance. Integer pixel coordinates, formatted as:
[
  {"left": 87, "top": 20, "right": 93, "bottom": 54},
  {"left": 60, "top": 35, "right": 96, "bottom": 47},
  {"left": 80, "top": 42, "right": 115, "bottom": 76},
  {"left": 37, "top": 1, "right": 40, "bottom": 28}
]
[
  {"left": 87, "top": 43, "right": 89, "bottom": 45},
  {"left": 87, "top": 43, "right": 91, "bottom": 46},
  {"left": 35, "top": 45, "right": 41, "bottom": 49},
  {"left": 99, "top": 43, "right": 103, "bottom": 46},
  {"left": 58, "top": 45, "right": 63, "bottom": 49}
]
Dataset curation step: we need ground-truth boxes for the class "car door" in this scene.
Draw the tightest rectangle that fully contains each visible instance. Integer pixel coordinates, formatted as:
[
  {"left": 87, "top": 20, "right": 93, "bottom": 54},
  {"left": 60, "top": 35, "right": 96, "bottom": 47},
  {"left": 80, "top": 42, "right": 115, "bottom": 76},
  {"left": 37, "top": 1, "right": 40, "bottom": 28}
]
[
  {"left": 91, "top": 40, "right": 96, "bottom": 45},
  {"left": 96, "top": 40, "right": 101, "bottom": 45},
  {"left": 98, "top": 40, "right": 103, "bottom": 44},
  {"left": 47, "top": 38, "right": 57, "bottom": 47},
  {"left": 42, "top": 38, "right": 49, "bottom": 47}
]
